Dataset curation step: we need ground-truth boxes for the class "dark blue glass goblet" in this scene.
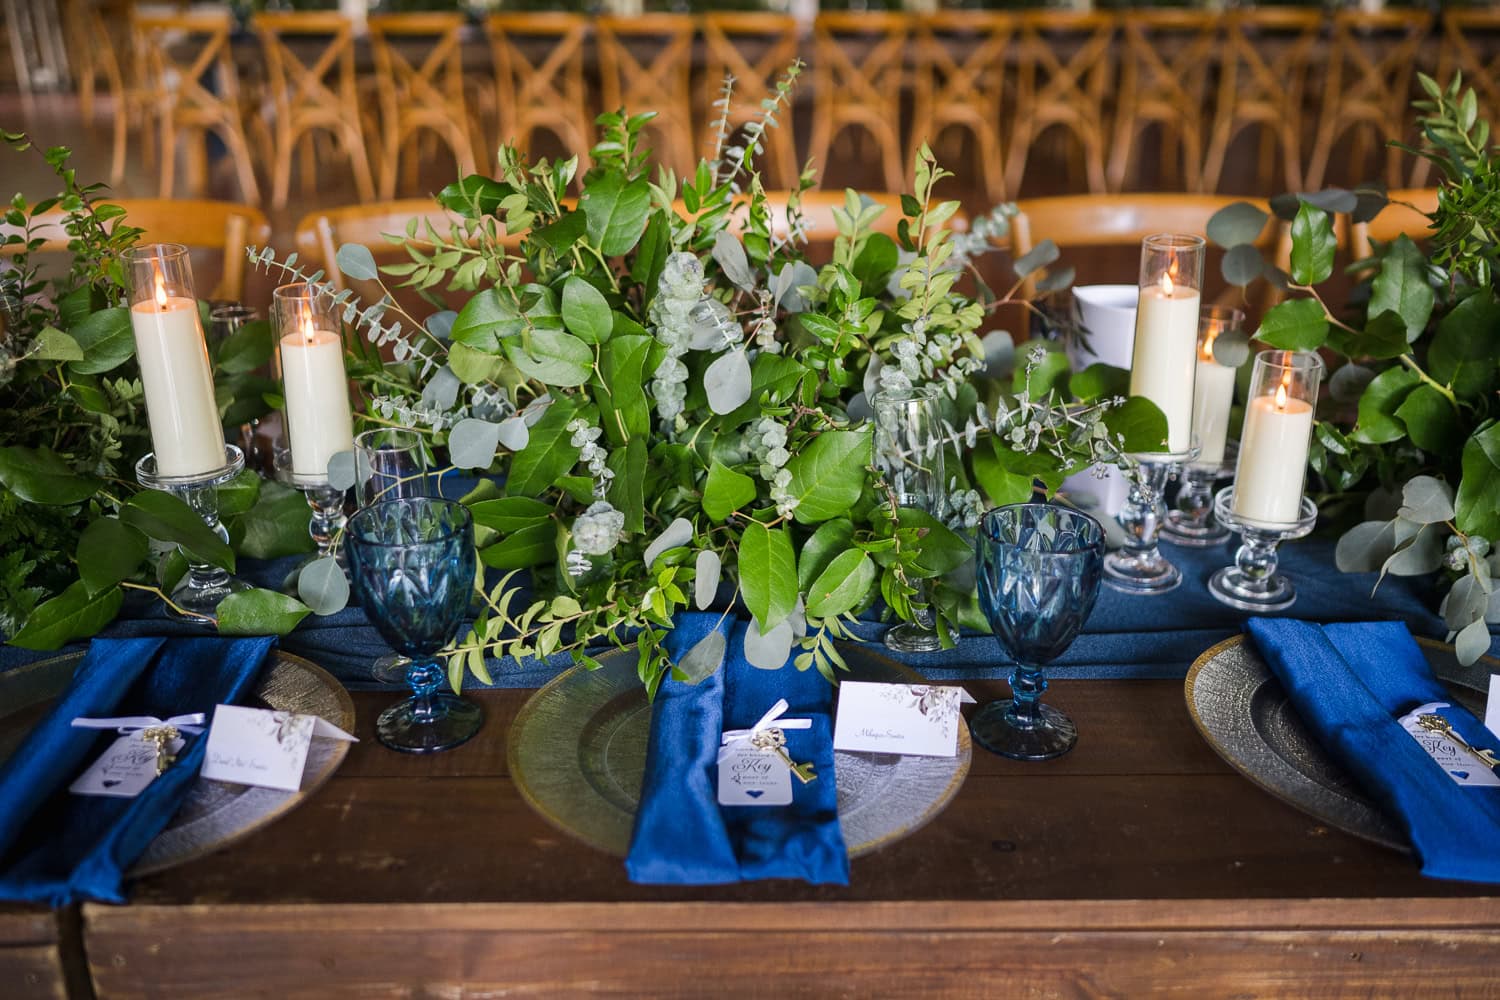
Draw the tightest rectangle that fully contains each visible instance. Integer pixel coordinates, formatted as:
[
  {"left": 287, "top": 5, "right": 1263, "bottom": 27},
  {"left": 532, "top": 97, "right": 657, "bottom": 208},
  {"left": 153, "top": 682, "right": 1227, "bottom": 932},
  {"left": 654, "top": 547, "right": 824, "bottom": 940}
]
[
  {"left": 972, "top": 503, "right": 1105, "bottom": 760},
  {"left": 346, "top": 498, "right": 481, "bottom": 754}
]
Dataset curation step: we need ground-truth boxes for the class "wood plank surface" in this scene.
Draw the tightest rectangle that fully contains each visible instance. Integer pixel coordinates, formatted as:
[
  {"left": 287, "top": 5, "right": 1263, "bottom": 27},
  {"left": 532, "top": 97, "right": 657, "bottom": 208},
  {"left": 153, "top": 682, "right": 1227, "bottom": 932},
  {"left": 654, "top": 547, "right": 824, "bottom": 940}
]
[
  {"left": 0, "top": 906, "right": 71, "bottom": 1000},
  {"left": 77, "top": 681, "right": 1500, "bottom": 998}
]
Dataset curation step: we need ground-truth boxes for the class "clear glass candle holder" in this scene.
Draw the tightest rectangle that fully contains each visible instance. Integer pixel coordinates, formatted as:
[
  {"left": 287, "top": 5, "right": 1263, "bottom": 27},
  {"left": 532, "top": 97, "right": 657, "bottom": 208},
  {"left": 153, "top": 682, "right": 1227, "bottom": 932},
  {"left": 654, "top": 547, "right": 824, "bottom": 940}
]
[
  {"left": 872, "top": 386, "right": 948, "bottom": 654},
  {"left": 136, "top": 445, "right": 252, "bottom": 623},
  {"left": 1164, "top": 305, "right": 1244, "bottom": 548}
]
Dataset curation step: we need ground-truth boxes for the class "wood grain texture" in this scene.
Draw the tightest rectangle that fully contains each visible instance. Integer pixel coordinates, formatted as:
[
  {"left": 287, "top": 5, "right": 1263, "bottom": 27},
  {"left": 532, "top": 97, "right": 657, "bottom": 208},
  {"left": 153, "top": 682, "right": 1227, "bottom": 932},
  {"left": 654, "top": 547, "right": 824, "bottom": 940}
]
[
  {"left": 75, "top": 682, "right": 1500, "bottom": 998},
  {"left": 0, "top": 906, "right": 69, "bottom": 1000}
]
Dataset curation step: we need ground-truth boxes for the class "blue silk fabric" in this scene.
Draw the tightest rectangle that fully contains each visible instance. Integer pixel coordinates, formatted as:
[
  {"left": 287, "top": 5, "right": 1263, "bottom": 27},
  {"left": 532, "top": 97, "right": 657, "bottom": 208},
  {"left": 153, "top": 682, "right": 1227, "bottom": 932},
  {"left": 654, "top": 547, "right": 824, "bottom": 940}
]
[
  {"left": 626, "top": 613, "right": 849, "bottom": 885},
  {"left": 1247, "top": 618, "right": 1500, "bottom": 884},
  {"left": 0, "top": 635, "right": 275, "bottom": 905}
]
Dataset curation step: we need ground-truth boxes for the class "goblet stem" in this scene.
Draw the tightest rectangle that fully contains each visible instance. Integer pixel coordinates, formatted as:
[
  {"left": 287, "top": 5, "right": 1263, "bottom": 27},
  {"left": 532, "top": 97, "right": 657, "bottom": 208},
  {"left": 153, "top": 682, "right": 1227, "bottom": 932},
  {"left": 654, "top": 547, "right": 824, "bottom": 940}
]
[
  {"left": 1006, "top": 663, "right": 1048, "bottom": 729},
  {"left": 405, "top": 658, "right": 446, "bottom": 721}
]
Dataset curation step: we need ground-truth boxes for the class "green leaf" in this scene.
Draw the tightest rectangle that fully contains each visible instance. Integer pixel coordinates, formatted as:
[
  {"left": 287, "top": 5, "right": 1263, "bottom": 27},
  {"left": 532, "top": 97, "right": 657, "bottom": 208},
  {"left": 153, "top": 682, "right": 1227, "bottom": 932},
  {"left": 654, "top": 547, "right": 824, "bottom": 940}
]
[
  {"left": 1068, "top": 363, "right": 1128, "bottom": 403},
  {"left": 217, "top": 468, "right": 261, "bottom": 517},
  {"left": 449, "top": 288, "right": 523, "bottom": 351},
  {"left": 1013, "top": 239, "right": 1059, "bottom": 279},
  {"left": 630, "top": 211, "right": 669, "bottom": 305},
  {"left": 1221, "top": 244, "right": 1265, "bottom": 287},
  {"left": 1329, "top": 309, "right": 1409, "bottom": 361},
  {"left": 1012, "top": 340, "right": 1070, "bottom": 396},
  {"left": 797, "top": 518, "right": 854, "bottom": 591},
  {"left": 76, "top": 517, "right": 148, "bottom": 594},
  {"left": 215, "top": 318, "right": 274, "bottom": 374},
  {"left": 233, "top": 481, "right": 314, "bottom": 559},
  {"left": 971, "top": 444, "right": 1035, "bottom": 506},
  {"left": 561, "top": 275, "right": 613, "bottom": 344},
  {"left": 1429, "top": 290, "right": 1500, "bottom": 399},
  {"left": 1334, "top": 519, "right": 1396, "bottom": 573},
  {"left": 899, "top": 508, "right": 972, "bottom": 578},
  {"left": 1352, "top": 366, "right": 1421, "bottom": 444},
  {"left": 437, "top": 175, "right": 510, "bottom": 218},
  {"left": 805, "top": 550, "right": 876, "bottom": 619},
  {"left": 1397, "top": 475, "right": 1455, "bottom": 524},
  {"left": 529, "top": 209, "right": 587, "bottom": 254},
  {"left": 1393, "top": 385, "right": 1460, "bottom": 454},
  {"left": 336, "top": 243, "right": 378, "bottom": 281},
  {"left": 122, "top": 490, "right": 235, "bottom": 572},
  {"left": 468, "top": 496, "right": 552, "bottom": 533},
  {"left": 479, "top": 520, "right": 555, "bottom": 569},
  {"left": 606, "top": 436, "right": 647, "bottom": 534},
  {"left": 739, "top": 521, "right": 797, "bottom": 632},
  {"left": 0, "top": 446, "right": 101, "bottom": 504},
  {"left": 448, "top": 341, "right": 506, "bottom": 384},
  {"left": 216, "top": 588, "right": 311, "bottom": 636},
  {"left": 581, "top": 172, "right": 651, "bottom": 257},
  {"left": 1289, "top": 202, "right": 1336, "bottom": 285},
  {"left": 297, "top": 556, "right": 349, "bottom": 616},
  {"left": 9, "top": 580, "right": 122, "bottom": 650},
  {"left": 702, "top": 461, "right": 757, "bottom": 521},
  {"left": 503, "top": 328, "right": 592, "bottom": 387},
  {"left": 507, "top": 398, "right": 582, "bottom": 497},
  {"left": 851, "top": 232, "right": 899, "bottom": 294},
  {"left": 1102, "top": 396, "right": 1170, "bottom": 454},
  {"left": 67, "top": 306, "right": 135, "bottom": 374},
  {"left": 30, "top": 325, "right": 83, "bottom": 361},
  {"left": 1368, "top": 235, "right": 1434, "bottom": 343},
  {"left": 785, "top": 427, "right": 873, "bottom": 524},
  {"left": 1205, "top": 201, "right": 1270, "bottom": 248},
  {"left": 594, "top": 335, "right": 653, "bottom": 446},
  {"left": 1256, "top": 298, "right": 1329, "bottom": 351},
  {"left": 1456, "top": 422, "right": 1500, "bottom": 539}
]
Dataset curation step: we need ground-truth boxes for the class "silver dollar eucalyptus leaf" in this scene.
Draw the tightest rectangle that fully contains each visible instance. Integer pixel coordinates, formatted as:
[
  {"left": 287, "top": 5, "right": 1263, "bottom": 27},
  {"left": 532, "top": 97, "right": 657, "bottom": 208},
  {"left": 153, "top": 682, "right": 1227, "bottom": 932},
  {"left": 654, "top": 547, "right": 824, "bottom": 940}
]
[
  {"left": 863, "top": 354, "right": 883, "bottom": 396},
  {"left": 1398, "top": 476, "right": 1455, "bottom": 525},
  {"left": 335, "top": 243, "right": 377, "bottom": 281},
  {"left": 644, "top": 517, "right": 694, "bottom": 568},
  {"left": 695, "top": 549, "right": 722, "bottom": 610},
  {"left": 448, "top": 418, "right": 503, "bottom": 470},
  {"left": 520, "top": 393, "right": 553, "bottom": 426},
  {"left": 421, "top": 365, "right": 461, "bottom": 411},
  {"left": 425, "top": 310, "right": 457, "bottom": 340},
  {"left": 775, "top": 261, "right": 819, "bottom": 313},
  {"left": 677, "top": 628, "right": 727, "bottom": 685},
  {"left": 325, "top": 450, "right": 356, "bottom": 491},
  {"left": 744, "top": 616, "right": 794, "bottom": 670},
  {"left": 846, "top": 392, "right": 873, "bottom": 423},
  {"left": 788, "top": 595, "right": 807, "bottom": 640},
  {"left": 297, "top": 556, "right": 349, "bottom": 616},
  {"left": 1211, "top": 330, "right": 1252, "bottom": 368},
  {"left": 689, "top": 298, "right": 734, "bottom": 351},
  {"left": 495, "top": 416, "right": 529, "bottom": 451},
  {"left": 712, "top": 231, "right": 756, "bottom": 293},
  {"left": 704, "top": 350, "right": 752, "bottom": 415}
]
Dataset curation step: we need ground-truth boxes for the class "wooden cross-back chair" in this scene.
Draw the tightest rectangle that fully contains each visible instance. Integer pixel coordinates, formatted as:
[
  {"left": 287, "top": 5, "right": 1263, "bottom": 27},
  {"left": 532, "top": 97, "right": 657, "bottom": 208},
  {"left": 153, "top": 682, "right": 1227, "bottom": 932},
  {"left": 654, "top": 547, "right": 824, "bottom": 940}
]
[
  {"left": 1306, "top": 11, "right": 1433, "bottom": 192},
  {"left": 597, "top": 15, "right": 697, "bottom": 177},
  {"left": 1202, "top": 9, "right": 1324, "bottom": 195},
  {"left": 484, "top": 13, "right": 593, "bottom": 171},
  {"left": 699, "top": 13, "right": 801, "bottom": 189},
  {"left": 1109, "top": 10, "right": 1219, "bottom": 193},
  {"left": 130, "top": 9, "right": 261, "bottom": 203},
  {"left": 66, "top": 0, "right": 132, "bottom": 183},
  {"left": 368, "top": 13, "right": 478, "bottom": 199},
  {"left": 2, "top": 199, "right": 270, "bottom": 302},
  {"left": 252, "top": 11, "right": 375, "bottom": 211},
  {"left": 1350, "top": 189, "right": 1439, "bottom": 261},
  {"left": 909, "top": 11, "right": 1015, "bottom": 206},
  {"left": 1432, "top": 10, "right": 1500, "bottom": 188},
  {"left": 808, "top": 13, "right": 909, "bottom": 194},
  {"left": 1005, "top": 12, "right": 1114, "bottom": 198}
]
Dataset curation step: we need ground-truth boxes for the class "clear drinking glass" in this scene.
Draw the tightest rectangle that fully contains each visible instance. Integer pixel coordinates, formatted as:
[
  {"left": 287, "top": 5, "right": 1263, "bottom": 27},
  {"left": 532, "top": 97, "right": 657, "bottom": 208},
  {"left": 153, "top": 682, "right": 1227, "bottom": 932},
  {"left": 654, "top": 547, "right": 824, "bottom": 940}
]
[
  {"left": 971, "top": 503, "right": 1106, "bottom": 761},
  {"left": 346, "top": 498, "right": 482, "bottom": 754},
  {"left": 872, "top": 385, "right": 947, "bottom": 654},
  {"left": 354, "top": 427, "right": 431, "bottom": 508}
]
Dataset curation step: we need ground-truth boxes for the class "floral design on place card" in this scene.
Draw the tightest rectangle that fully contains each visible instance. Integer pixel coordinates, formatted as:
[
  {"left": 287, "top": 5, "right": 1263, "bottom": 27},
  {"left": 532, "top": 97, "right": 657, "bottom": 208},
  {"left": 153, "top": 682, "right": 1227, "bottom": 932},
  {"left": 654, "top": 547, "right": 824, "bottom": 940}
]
[{"left": 833, "top": 682, "right": 973, "bottom": 758}]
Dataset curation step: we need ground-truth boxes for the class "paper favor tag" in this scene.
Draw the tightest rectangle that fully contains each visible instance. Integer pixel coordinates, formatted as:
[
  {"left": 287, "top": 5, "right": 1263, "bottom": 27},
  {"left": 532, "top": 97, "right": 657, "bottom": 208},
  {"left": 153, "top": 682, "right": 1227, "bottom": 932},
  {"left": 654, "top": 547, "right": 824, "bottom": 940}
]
[
  {"left": 199, "top": 705, "right": 357, "bottom": 792},
  {"left": 1398, "top": 701, "right": 1500, "bottom": 788},
  {"left": 717, "top": 741, "right": 793, "bottom": 807},
  {"left": 833, "top": 681, "right": 974, "bottom": 758},
  {"left": 1486, "top": 676, "right": 1500, "bottom": 742},
  {"left": 70, "top": 733, "right": 185, "bottom": 798}
]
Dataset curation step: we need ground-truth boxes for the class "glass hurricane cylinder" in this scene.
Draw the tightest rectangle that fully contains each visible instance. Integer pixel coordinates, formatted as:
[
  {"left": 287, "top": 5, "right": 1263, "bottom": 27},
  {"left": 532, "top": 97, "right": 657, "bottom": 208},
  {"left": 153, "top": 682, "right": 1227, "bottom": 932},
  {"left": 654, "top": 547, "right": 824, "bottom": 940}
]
[
  {"left": 1164, "top": 306, "right": 1243, "bottom": 547},
  {"left": 872, "top": 386, "right": 947, "bottom": 654}
]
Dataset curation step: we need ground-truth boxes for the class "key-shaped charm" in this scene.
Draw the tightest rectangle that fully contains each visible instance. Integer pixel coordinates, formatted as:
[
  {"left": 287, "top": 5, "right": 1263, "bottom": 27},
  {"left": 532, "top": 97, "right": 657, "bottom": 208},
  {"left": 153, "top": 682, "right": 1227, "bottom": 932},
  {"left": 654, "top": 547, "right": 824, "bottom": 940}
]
[
  {"left": 751, "top": 727, "right": 817, "bottom": 785},
  {"left": 140, "top": 724, "right": 181, "bottom": 776},
  {"left": 1417, "top": 714, "right": 1500, "bottom": 770}
]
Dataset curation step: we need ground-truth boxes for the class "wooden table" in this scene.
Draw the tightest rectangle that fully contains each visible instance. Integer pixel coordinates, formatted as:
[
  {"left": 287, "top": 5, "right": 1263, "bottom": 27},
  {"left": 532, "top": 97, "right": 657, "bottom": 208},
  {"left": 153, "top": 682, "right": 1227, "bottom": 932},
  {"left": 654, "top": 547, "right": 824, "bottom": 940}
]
[{"left": 10, "top": 679, "right": 1500, "bottom": 998}]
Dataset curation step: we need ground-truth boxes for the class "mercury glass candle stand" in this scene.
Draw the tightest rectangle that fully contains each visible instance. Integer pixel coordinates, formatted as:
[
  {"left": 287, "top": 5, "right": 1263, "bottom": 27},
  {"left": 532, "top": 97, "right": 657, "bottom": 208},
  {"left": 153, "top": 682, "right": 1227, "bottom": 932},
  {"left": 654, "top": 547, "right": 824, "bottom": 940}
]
[
  {"left": 1209, "top": 489, "right": 1318, "bottom": 611},
  {"left": 135, "top": 444, "right": 252, "bottom": 623}
]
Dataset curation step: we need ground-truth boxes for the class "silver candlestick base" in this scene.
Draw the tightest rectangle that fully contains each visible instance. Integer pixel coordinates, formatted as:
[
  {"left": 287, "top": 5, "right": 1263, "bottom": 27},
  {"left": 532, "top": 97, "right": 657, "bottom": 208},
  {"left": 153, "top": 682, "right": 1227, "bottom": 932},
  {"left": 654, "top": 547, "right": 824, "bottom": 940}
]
[
  {"left": 1208, "top": 488, "right": 1318, "bottom": 612},
  {"left": 135, "top": 445, "right": 252, "bottom": 624},
  {"left": 1105, "top": 446, "right": 1198, "bottom": 596}
]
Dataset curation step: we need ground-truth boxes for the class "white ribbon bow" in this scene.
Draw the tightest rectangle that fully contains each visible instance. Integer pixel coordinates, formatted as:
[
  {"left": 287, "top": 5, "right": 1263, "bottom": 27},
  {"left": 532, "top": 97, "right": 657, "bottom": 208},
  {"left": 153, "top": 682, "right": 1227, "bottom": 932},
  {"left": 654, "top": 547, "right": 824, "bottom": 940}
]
[
  {"left": 717, "top": 699, "right": 811, "bottom": 764},
  {"left": 71, "top": 713, "right": 207, "bottom": 736}
]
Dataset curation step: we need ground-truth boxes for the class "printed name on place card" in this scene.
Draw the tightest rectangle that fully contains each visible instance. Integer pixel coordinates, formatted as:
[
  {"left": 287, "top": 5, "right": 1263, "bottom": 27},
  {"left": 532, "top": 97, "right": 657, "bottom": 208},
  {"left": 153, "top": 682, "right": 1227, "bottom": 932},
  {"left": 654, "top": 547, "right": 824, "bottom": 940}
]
[
  {"left": 199, "top": 704, "right": 357, "bottom": 792},
  {"left": 832, "top": 681, "right": 974, "bottom": 758}
]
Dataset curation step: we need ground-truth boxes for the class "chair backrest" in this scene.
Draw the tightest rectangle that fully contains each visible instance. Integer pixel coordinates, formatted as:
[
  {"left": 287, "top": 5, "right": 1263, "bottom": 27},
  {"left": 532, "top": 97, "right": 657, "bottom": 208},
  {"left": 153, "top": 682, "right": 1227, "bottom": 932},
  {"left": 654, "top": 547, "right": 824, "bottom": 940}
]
[
  {"left": 130, "top": 9, "right": 240, "bottom": 122},
  {"left": 484, "top": 13, "right": 593, "bottom": 165},
  {"left": 252, "top": 11, "right": 359, "bottom": 126},
  {"left": 367, "top": 12, "right": 469, "bottom": 112},
  {"left": 1351, "top": 188, "right": 1438, "bottom": 260},
  {"left": 596, "top": 15, "right": 696, "bottom": 175},
  {"left": 699, "top": 13, "right": 800, "bottom": 183}
]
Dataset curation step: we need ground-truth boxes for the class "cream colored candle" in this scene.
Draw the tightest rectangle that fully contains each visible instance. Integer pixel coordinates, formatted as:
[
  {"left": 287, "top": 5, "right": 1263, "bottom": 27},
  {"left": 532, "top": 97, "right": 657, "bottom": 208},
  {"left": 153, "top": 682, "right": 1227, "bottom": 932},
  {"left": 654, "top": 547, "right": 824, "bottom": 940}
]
[
  {"left": 1191, "top": 355, "right": 1237, "bottom": 468},
  {"left": 1128, "top": 272, "right": 1200, "bottom": 453},
  {"left": 281, "top": 316, "right": 354, "bottom": 480},
  {"left": 1233, "top": 378, "right": 1314, "bottom": 524},
  {"left": 130, "top": 277, "right": 226, "bottom": 477}
]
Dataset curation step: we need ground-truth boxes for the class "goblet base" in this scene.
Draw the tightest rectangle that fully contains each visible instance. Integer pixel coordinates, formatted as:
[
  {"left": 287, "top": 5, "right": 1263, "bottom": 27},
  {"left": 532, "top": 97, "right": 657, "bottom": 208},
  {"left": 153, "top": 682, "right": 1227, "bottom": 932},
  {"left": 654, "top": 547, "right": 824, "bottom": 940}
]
[
  {"left": 969, "top": 700, "right": 1077, "bottom": 761},
  {"left": 883, "top": 622, "right": 944, "bottom": 654},
  {"left": 377, "top": 694, "right": 483, "bottom": 754},
  {"left": 1103, "top": 551, "right": 1182, "bottom": 595},
  {"left": 1208, "top": 566, "right": 1296, "bottom": 612},
  {"left": 371, "top": 653, "right": 411, "bottom": 685},
  {"left": 169, "top": 573, "right": 252, "bottom": 624},
  {"left": 1161, "top": 511, "right": 1231, "bottom": 548}
]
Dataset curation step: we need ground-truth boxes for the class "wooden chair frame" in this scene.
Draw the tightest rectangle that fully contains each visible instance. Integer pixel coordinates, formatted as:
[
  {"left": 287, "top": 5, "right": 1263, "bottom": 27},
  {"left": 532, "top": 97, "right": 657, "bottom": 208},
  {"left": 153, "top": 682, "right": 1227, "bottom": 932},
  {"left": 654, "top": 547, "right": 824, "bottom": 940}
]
[
  {"left": 484, "top": 13, "right": 593, "bottom": 171},
  {"left": 1433, "top": 11, "right": 1500, "bottom": 189},
  {"left": 909, "top": 11, "right": 1015, "bottom": 206},
  {"left": 368, "top": 13, "right": 478, "bottom": 200},
  {"left": 1005, "top": 12, "right": 1114, "bottom": 198},
  {"left": 1109, "top": 10, "right": 1218, "bottom": 193},
  {"left": 1350, "top": 188, "right": 1439, "bottom": 261},
  {"left": 597, "top": 15, "right": 697, "bottom": 176},
  {"left": 699, "top": 12, "right": 801, "bottom": 188},
  {"left": 808, "top": 13, "right": 909, "bottom": 193}
]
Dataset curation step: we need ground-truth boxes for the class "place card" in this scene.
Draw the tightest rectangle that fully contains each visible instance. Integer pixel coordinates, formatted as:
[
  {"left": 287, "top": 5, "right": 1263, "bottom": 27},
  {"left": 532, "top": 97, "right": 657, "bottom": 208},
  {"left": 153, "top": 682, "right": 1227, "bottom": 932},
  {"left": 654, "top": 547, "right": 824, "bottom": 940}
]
[
  {"left": 1398, "top": 701, "right": 1500, "bottom": 788},
  {"left": 1486, "top": 676, "right": 1500, "bottom": 742},
  {"left": 70, "top": 732, "right": 186, "bottom": 798},
  {"left": 717, "top": 740, "right": 793, "bottom": 806},
  {"left": 833, "top": 682, "right": 975, "bottom": 758},
  {"left": 199, "top": 705, "right": 357, "bottom": 792}
]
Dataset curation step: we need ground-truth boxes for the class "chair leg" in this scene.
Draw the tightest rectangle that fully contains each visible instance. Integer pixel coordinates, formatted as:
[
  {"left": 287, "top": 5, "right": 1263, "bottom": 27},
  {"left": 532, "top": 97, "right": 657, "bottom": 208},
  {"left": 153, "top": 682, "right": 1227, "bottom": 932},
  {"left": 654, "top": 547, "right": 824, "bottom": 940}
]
[
  {"left": 221, "top": 124, "right": 261, "bottom": 205},
  {"left": 978, "top": 124, "right": 1005, "bottom": 207},
  {"left": 185, "top": 128, "right": 208, "bottom": 196},
  {"left": 379, "top": 122, "right": 400, "bottom": 200},
  {"left": 346, "top": 125, "right": 377, "bottom": 203},
  {"left": 881, "top": 124, "right": 904, "bottom": 193},
  {"left": 158, "top": 115, "right": 177, "bottom": 198},
  {"left": 110, "top": 100, "right": 129, "bottom": 187},
  {"left": 271, "top": 126, "right": 294, "bottom": 211},
  {"left": 807, "top": 102, "right": 832, "bottom": 181}
]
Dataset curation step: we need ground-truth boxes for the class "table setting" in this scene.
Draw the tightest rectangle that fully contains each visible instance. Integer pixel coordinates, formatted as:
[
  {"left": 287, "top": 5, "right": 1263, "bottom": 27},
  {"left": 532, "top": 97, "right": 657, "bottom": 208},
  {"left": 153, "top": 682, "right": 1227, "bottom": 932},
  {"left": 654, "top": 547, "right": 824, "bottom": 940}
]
[{"left": 1, "top": 67, "right": 1499, "bottom": 933}]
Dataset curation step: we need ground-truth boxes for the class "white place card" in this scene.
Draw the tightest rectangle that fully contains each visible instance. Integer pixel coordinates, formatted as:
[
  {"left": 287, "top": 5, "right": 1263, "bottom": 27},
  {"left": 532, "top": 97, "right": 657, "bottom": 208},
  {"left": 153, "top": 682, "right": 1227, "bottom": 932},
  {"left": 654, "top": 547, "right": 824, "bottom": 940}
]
[
  {"left": 70, "top": 733, "right": 186, "bottom": 798},
  {"left": 199, "top": 705, "right": 357, "bottom": 792},
  {"left": 833, "top": 681, "right": 975, "bottom": 758},
  {"left": 717, "top": 741, "right": 793, "bottom": 806},
  {"left": 1486, "top": 675, "right": 1500, "bottom": 742},
  {"left": 1398, "top": 701, "right": 1500, "bottom": 788}
]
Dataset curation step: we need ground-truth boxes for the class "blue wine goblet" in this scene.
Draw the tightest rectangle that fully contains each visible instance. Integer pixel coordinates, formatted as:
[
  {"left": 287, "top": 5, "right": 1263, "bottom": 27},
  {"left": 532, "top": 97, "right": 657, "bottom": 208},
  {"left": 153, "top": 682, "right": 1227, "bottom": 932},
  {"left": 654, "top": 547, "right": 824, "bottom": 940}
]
[
  {"left": 346, "top": 497, "right": 481, "bottom": 754},
  {"left": 972, "top": 503, "right": 1106, "bottom": 760}
]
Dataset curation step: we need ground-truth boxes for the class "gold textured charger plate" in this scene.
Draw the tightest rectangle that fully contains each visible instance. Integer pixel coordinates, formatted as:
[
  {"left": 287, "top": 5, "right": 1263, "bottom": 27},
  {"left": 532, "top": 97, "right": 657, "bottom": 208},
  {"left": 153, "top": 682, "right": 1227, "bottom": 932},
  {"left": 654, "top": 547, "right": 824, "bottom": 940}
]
[
  {"left": 1185, "top": 634, "right": 1496, "bottom": 853},
  {"left": 509, "top": 643, "right": 972, "bottom": 858},
  {"left": 0, "top": 648, "right": 355, "bottom": 876}
]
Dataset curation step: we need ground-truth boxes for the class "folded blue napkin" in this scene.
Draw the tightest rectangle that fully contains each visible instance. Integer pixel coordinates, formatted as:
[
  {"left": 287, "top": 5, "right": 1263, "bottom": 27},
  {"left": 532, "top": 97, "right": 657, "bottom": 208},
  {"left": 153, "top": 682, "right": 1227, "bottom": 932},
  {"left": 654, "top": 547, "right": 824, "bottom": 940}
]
[
  {"left": 1246, "top": 618, "right": 1500, "bottom": 883},
  {"left": 626, "top": 613, "right": 849, "bottom": 885},
  {"left": 0, "top": 635, "right": 276, "bottom": 905}
]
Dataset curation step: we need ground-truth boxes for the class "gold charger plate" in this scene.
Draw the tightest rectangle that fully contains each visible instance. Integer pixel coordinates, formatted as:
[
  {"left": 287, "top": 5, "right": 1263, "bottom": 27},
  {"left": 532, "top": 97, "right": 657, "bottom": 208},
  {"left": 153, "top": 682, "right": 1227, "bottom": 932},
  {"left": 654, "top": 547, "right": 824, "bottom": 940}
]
[
  {"left": 0, "top": 648, "right": 355, "bottom": 876},
  {"left": 508, "top": 643, "right": 971, "bottom": 858},
  {"left": 1185, "top": 634, "right": 1496, "bottom": 852}
]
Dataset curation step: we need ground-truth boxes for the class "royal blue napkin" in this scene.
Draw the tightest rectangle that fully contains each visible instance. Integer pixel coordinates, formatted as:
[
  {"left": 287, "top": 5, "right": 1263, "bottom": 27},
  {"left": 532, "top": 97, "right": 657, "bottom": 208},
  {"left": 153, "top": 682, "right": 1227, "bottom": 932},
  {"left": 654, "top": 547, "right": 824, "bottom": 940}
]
[
  {"left": 0, "top": 635, "right": 276, "bottom": 905},
  {"left": 626, "top": 613, "right": 849, "bottom": 885},
  {"left": 1246, "top": 618, "right": 1500, "bottom": 883}
]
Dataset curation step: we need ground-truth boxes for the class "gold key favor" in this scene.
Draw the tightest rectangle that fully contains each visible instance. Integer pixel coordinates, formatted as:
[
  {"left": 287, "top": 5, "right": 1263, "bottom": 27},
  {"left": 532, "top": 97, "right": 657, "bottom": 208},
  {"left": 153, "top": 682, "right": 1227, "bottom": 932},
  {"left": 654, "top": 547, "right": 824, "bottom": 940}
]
[
  {"left": 1416, "top": 714, "right": 1500, "bottom": 770},
  {"left": 140, "top": 724, "right": 181, "bottom": 776},
  {"left": 750, "top": 727, "right": 817, "bottom": 785}
]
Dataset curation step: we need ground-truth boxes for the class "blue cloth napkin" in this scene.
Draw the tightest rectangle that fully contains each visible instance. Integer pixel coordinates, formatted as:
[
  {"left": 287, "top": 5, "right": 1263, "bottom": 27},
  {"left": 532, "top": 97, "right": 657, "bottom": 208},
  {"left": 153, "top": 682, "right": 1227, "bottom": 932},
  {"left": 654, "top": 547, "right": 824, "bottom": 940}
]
[
  {"left": 626, "top": 613, "right": 849, "bottom": 885},
  {"left": 1246, "top": 618, "right": 1500, "bottom": 883},
  {"left": 0, "top": 635, "right": 276, "bottom": 905}
]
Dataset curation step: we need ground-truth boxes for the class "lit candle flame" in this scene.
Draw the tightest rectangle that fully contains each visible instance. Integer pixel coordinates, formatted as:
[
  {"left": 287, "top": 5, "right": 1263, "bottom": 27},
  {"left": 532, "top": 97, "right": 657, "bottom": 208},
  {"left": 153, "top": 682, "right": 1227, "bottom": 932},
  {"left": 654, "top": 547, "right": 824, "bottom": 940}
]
[
  {"left": 1275, "top": 370, "right": 1292, "bottom": 411},
  {"left": 153, "top": 267, "right": 168, "bottom": 309},
  {"left": 298, "top": 311, "right": 316, "bottom": 345},
  {"left": 1200, "top": 327, "right": 1218, "bottom": 363},
  {"left": 1160, "top": 270, "right": 1174, "bottom": 297}
]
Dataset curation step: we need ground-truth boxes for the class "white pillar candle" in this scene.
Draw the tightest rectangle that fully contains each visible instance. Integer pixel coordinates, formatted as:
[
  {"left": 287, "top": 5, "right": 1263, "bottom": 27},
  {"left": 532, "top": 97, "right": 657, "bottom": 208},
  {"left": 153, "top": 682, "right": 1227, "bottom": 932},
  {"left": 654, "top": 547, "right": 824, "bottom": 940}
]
[
  {"left": 1191, "top": 357, "right": 1237, "bottom": 468},
  {"left": 1128, "top": 274, "right": 1200, "bottom": 453},
  {"left": 1233, "top": 382, "right": 1314, "bottom": 524},
  {"left": 281, "top": 318, "right": 355, "bottom": 480},
  {"left": 130, "top": 286, "right": 226, "bottom": 478}
]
